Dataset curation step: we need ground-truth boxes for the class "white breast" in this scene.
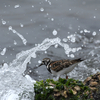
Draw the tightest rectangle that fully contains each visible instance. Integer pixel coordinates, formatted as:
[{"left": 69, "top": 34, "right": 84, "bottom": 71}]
[{"left": 51, "top": 63, "right": 78, "bottom": 77}]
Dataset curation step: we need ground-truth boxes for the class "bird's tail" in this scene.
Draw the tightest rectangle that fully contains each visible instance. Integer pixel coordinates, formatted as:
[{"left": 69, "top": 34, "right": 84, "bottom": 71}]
[{"left": 73, "top": 58, "right": 83, "bottom": 62}]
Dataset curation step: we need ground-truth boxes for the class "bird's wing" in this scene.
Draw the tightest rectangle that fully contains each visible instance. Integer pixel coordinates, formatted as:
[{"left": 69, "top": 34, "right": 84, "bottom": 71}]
[
  {"left": 50, "top": 60, "right": 71, "bottom": 72},
  {"left": 50, "top": 58, "right": 82, "bottom": 72}
]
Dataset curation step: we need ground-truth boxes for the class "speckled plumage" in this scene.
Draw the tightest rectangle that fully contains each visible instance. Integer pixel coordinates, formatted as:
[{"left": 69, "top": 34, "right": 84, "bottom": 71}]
[{"left": 39, "top": 58, "right": 83, "bottom": 79}]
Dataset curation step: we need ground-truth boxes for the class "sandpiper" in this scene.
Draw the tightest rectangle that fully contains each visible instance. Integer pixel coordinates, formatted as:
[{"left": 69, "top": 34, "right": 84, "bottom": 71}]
[{"left": 38, "top": 58, "right": 83, "bottom": 79}]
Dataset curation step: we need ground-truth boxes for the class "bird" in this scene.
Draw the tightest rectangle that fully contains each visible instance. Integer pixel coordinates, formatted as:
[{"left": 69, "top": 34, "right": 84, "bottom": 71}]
[{"left": 38, "top": 58, "right": 83, "bottom": 80}]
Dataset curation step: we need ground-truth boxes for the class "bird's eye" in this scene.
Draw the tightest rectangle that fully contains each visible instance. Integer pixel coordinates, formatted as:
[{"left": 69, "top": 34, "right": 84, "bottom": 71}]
[{"left": 43, "top": 61, "right": 45, "bottom": 63}]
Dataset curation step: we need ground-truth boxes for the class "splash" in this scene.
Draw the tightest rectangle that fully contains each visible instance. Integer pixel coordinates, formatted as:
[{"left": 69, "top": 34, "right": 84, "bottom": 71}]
[
  {"left": 1, "top": 19, "right": 7, "bottom": 25},
  {"left": 8, "top": 26, "right": 27, "bottom": 45},
  {"left": 11, "top": 37, "right": 82, "bottom": 69},
  {"left": 1, "top": 35, "right": 100, "bottom": 99},
  {"left": 0, "top": 48, "right": 6, "bottom": 55},
  {"left": 0, "top": 36, "right": 84, "bottom": 100}
]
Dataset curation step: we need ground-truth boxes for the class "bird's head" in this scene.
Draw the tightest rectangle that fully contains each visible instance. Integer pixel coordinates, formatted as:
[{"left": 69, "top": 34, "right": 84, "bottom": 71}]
[{"left": 38, "top": 58, "right": 51, "bottom": 67}]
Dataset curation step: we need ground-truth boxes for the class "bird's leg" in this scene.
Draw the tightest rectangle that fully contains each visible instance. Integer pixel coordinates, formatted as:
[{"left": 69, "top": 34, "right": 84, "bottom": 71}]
[{"left": 66, "top": 75, "right": 68, "bottom": 79}]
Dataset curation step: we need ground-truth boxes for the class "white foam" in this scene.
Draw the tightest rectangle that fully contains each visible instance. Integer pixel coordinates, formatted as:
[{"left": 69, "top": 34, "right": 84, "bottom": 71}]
[
  {"left": 0, "top": 36, "right": 84, "bottom": 100},
  {"left": 1, "top": 19, "right": 6, "bottom": 25},
  {"left": 0, "top": 48, "right": 6, "bottom": 55},
  {"left": 25, "top": 75, "right": 36, "bottom": 84},
  {"left": 1, "top": 90, "right": 19, "bottom": 100},
  {"left": 40, "top": 8, "right": 44, "bottom": 12},
  {"left": 14, "top": 5, "right": 20, "bottom": 8},
  {"left": 52, "top": 29, "right": 57, "bottom": 36},
  {"left": 8, "top": 26, "right": 27, "bottom": 45}
]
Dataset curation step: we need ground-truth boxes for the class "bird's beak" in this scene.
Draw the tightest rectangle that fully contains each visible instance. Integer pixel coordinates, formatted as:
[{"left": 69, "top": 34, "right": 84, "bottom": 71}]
[{"left": 38, "top": 62, "right": 44, "bottom": 67}]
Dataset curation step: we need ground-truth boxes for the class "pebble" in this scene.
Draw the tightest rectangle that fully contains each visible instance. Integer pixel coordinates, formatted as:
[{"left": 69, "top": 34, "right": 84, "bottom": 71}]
[
  {"left": 54, "top": 89, "right": 59, "bottom": 92},
  {"left": 74, "top": 86, "right": 81, "bottom": 91},
  {"left": 89, "top": 87, "right": 97, "bottom": 91},
  {"left": 90, "top": 82, "right": 98, "bottom": 87},
  {"left": 49, "top": 82, "right": 55, "bottom": 86},
  {"left": 98, "top": 75, "right": 100, "bottom": 80},
  {"left": 72, "top": 89, "right": 77, "bottom": 95},
  {"left": 48, "top": 86, "right": 54, "bottom": 89},
  {"left": 54, "top": 92, "right": 61, "bottom": 96},
  {"left": 61, "top": 91, "right": 67, "bottom": 98},
  {"left": 85, "top": 77, "right": 92, "bottom": 82},
  {"left": 83, "top": 77, "right": 92, "bottom": 85},
  {"left": 85, "top": 91, "right": 89, "bottom": 95}
]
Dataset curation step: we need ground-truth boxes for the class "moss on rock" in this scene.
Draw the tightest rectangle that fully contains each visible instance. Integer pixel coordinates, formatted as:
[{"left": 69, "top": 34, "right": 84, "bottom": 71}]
[{"left": 34, "top": 78, "right": 92, "bottom": 100}]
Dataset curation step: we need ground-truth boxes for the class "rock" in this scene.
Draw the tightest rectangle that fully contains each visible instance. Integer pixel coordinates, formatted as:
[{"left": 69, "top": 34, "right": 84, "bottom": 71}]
[
  {"left": 86, "top": 91, "right": 89, "bottom": 95},
  {"left": 89, "top": 87, "right": 97, "bottom": 91},
  {"left": 92, "top": 75, "right": 97, "bottom": 79},
  {"left": 61, "top": 91, "right": 67, "bottom": 98},
  {"left": 83, "top": 77, "right": 91, "bottom": 85},
  {"left": 92, "top": 72, "right": 100, "bottom": 79},
  {"left": 64, "top": 91, "right": 67, "bottom": 95},
  {"left": 90, "top": 82, "right": 98, "bottom": 87},
  {"left": 95, "top": 72, "right": 100, "bottom": 76},
  {"left": 54, "top": 89, "right": 59, "bottom": 92},
  {"left": 54, "top": 92, "right": 61, "bottom": 97},
  {"left": 91, "top": 79, "right": 95, "bottom": 82},
  {"left": 49, "top": 82, "right": 55, "bottom": 86},
  {"left": 46, "top": 86, "right": 54, "bottom": 89},
  {"left": 74, "top": 86, "right": 81, "bottom": 91},
  {"left": 98, "top": 75, "right": 100, "bottom": 80},
  {"left": 90, "top": 95, "right": 94, "bottom": 99},
  {"left": 86, "top": 77, "right": 92, "bottom": 81},
  {"left": 64, "top": 85, "right": 67, "bottom": 90},
  {"left": 72, "top": 89, "right": 77, "bottom": 95}
]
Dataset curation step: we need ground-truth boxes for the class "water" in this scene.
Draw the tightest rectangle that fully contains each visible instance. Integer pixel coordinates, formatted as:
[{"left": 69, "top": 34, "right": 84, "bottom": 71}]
[{"left": 0, "top": 0, "right": 100, "bottom": 99}]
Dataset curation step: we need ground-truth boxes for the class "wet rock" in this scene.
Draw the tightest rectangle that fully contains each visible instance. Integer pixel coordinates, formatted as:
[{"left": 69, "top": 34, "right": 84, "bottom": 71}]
[
  {"left": 46, "top": 86, "right": 54, "bottom": 89},
  {"left": 61, "top": 91, "right": 67, "bottom": 98},
  {"left": 91, "top": 79, "right": 95, "bottom": 82},
  {"left": 92, "top": 75, "right": 97, "bottom": 79},
  {"left": 92, "top": 72, "right": 100, "bottom": 79},
  {"left": 34, "top": 72, "right": 100, "bottom": 100},
  {"left": 90, "top": 95, "right": 94, "bottom": 99},
  {"left": 97, "top": 75, "right": 100, "bottom": 80},
  {"left": 54, "top": 92, "right": 61, "bottom": 97},
  {"left": 85, "top": 91, "right": 89, "bottom": 95},
  {"left": 74, "top": 86, "right": 81, "bottom": 91},
  {"left": 90, "top": 82, "right": 98, "bottom": 87},
  {"left": 83, "top": 72, "right": 100, "bottom": 100},
  {"left": 89, "top": 87, "right": 97, "bottom": 91},
  {"left": 54, "top": 89, "right": 59, "bottom": 92},
  {"left": 72, "top": 89, "right": 77, "bottom": 95},
  {"left": 49, "top": 82, "right": 55, "bottom": 86},
  {"left": 64, "top": 85, "right": 67, "bottom": 90},
  {"left": 93, "top": 85, "right": 100, "bottom": 100},
  {"left": 83, "top": 76, "right": 91, "bottom": 85},
  {"left": 85, "top": 77, "right": 92, "bottom": 82}
]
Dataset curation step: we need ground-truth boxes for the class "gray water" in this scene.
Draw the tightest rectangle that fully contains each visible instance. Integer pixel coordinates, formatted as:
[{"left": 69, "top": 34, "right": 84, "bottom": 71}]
[{"left": 0, "top": 0, "right": 100, "bottom": 99}]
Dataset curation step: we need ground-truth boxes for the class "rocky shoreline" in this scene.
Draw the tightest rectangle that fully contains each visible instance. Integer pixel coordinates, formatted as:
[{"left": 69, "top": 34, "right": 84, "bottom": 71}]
[
  {"left": 83, "top": 72, "right": 100, "bottom": 100},
  {"left": 34, "top": 72, "right": 100, "bottom": 100}
]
